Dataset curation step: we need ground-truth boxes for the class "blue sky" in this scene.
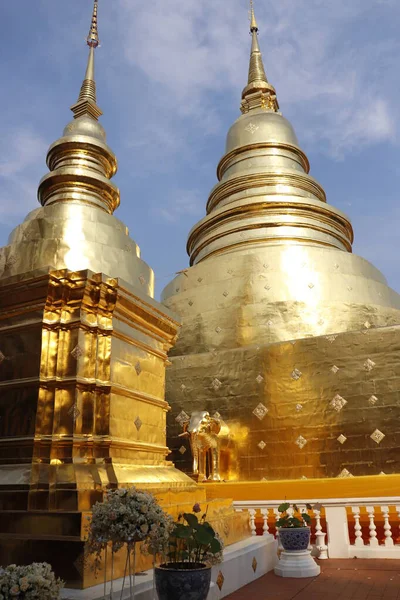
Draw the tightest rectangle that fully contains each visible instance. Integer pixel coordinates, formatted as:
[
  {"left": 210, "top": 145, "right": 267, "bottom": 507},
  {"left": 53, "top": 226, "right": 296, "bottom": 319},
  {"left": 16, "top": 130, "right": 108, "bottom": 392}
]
[{"left": 1, "top": 0, "right": 400, "bottom": 298}]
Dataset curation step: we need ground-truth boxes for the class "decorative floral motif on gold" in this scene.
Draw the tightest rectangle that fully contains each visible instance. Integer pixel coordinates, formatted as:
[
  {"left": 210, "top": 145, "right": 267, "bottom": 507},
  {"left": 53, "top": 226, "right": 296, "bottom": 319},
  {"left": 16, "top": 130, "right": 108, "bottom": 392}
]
[
  {"left": 330, "top": 395, "right": 347, "bottom": 412},
  {"left": 211, "top": 378, "right": 222, "bottom": 391},
  {"left": 364, "top": 358, "right": 376, "bottom": 372},
  {"left": 253, "top": 403, "right": 268, "bottom": 421},
  {"left": 338, "top": 468, "right": 353, "bottom": 478},
  {"left": 291, "top": 368, "right": 302, "bottom": 381},
  {"left": 71, "top": 345, "right": 83, "bottom": 359},
  {"left": 176, "top": 410, "right": 190, "bottom": 425},
  {"left": 296, "top": 435, "right": 307, "bottom": 449},
  {"left": 370, "top": 429, "right": 385, "bottom": 444}
]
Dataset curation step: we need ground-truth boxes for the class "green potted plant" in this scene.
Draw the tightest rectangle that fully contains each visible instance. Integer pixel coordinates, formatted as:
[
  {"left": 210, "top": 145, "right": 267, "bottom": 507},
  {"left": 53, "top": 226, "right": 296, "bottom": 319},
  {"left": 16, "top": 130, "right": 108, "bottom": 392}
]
[
  {"left": 151, "top": 503, "right": 224, "bottom": 600},
  {"left": 276, "top": 502, "right": 313, "bottom": 551}
]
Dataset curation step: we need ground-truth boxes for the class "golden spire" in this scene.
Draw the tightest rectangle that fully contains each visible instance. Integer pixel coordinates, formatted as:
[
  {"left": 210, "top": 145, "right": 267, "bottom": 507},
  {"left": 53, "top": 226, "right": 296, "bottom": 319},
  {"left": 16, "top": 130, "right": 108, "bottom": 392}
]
[
  {"left": 70, "top": 0, "right": 102, "bottom": 120},
  {"left": 38, "top": 0, "right": 120, "bottom": 215},
  {"left": 241, "top": 1, "right": 279, "bottom": 113},
  {"left": 250, "top": 0, "right": 258, "bottom": 33}
]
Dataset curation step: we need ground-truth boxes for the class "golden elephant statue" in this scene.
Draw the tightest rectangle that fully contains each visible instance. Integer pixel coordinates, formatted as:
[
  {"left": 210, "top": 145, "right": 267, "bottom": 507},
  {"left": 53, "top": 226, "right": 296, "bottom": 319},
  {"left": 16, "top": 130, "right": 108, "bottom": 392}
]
[{"left": 179, "top": 410, "right": 230, "bottom": 482}]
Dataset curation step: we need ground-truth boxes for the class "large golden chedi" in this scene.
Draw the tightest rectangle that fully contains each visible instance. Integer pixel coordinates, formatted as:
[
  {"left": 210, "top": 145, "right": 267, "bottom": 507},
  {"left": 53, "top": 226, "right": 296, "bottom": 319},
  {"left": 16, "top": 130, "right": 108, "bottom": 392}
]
[{"left": 162, "top": 9, "right": 400, "bottom": 482}]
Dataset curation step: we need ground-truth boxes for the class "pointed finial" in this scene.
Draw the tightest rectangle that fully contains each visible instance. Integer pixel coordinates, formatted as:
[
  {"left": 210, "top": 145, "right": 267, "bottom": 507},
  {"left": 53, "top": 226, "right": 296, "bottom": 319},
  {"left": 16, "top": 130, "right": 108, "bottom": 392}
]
[
  {"left": 70, "top": 0, "right": 102, "bottom": 121},
  {"left": 87, "top": 0, "right": 100, "bottom": 48},
  {"left": 250, "top": 0, "right": 258, "bottom": 33},
  {"left": 241, "top": 1, "right": 279, "bottom": 113}
]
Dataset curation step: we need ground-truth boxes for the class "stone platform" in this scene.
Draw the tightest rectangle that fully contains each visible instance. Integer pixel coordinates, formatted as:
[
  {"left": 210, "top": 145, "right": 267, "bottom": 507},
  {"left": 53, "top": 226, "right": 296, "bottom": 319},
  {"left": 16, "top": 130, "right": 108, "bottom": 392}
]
[{"left": 61, "top": 536, "right": 277, "bottom": 599}]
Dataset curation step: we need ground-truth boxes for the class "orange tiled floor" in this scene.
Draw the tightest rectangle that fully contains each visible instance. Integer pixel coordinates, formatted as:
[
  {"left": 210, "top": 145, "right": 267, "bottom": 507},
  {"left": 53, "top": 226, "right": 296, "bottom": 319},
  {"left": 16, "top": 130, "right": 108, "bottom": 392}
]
[{"left": 225, "top": 559, "right": 400, "bottom": 600}]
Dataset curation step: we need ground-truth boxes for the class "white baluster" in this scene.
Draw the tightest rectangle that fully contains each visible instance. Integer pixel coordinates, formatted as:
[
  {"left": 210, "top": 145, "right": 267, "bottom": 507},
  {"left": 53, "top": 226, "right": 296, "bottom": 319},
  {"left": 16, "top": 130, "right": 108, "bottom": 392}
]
[
  {"left": 351, "top": 506, "right": 364, "bottom": 547},
  {"left": 381, "top": 506, "right": 394, "bottom": 547},
  {"left": 261, "top": 508, "right": 271, "bottom": 537},
  {"left": 366, "top": 506, "right": 379, "bottom": 547},
  {"left": 314, "top": 508, "right": 328, "bottom": 559},
  {"left": 249, "top": 509, "right": 257, "bottom": 536},
  {"left": 273, "top": 508, "right": 283, "bottom": 552}
]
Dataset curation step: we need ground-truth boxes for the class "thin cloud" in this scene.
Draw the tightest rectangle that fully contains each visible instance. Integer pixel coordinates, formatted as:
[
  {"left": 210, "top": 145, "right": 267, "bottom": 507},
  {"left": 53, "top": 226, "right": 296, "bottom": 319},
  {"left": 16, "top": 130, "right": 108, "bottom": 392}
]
[{"left": 0, "top": 130, "right": 48, "bottom": 222}]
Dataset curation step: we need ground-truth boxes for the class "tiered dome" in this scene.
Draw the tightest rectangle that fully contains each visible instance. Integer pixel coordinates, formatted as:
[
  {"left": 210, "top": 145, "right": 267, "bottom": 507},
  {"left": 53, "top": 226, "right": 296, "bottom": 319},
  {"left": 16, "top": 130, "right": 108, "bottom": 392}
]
[{"left": 0, "top": 0, "right": 154, "bottom": 296}]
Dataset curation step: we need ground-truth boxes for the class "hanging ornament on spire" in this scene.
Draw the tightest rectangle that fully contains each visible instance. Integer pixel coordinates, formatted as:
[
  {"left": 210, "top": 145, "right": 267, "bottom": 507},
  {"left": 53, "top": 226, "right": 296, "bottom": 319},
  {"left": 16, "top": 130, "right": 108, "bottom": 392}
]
[
  {"left": 249, "top": 0, "right": 258, "bottom": 33},
  {"left": 87, "top": 0, "right": 100, "bottom": 48}
]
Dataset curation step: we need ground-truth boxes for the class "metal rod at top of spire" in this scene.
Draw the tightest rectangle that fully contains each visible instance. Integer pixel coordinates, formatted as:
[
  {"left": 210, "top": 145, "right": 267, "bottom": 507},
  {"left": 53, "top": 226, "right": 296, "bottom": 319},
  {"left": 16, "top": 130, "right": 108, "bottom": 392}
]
[
  {"left": 249, "top": 0, "right": 259, "bottom": 33},
  {"left": 87, "top": 0, "right": 99, "bottom": 48}
]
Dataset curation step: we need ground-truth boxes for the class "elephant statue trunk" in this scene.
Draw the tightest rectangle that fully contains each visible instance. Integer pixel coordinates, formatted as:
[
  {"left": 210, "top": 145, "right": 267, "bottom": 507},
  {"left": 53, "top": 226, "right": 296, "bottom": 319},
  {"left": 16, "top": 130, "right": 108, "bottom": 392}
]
[{"left": 179, "top": 411, "right": 223, "bottom": 482}]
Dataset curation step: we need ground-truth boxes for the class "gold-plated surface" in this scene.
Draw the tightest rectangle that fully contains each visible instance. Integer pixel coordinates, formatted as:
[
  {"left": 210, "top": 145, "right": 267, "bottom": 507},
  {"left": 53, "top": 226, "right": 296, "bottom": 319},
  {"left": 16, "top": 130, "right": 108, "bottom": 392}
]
[
  {"left": 0, "top": 3, "right": 203, "bottom": 588},
  {"left": 0, "top": 269, "right": 192, "bottom": 501},
  {"left": 162, "top": 10, "right": 400, "bottom": 481}
]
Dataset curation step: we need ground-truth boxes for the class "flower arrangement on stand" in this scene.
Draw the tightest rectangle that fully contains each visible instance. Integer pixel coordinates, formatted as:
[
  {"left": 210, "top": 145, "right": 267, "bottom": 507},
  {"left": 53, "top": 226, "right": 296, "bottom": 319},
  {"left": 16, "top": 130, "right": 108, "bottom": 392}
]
[
  {"left": 86, "top": 487, "right": 173, "bottom": 600},
  {"left": 146, "top": 503, "right": 224, "bottom": 600},
  {"left": 0, "top": 562, "right": 64, "bottom": 599}
]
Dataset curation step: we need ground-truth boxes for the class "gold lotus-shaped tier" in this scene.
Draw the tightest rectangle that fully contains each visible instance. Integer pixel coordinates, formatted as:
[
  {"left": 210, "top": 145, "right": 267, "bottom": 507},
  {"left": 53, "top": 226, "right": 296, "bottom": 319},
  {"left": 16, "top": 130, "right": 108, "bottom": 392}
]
[{"left": 162, "top": 5, "right": 400, "bottom": 482}]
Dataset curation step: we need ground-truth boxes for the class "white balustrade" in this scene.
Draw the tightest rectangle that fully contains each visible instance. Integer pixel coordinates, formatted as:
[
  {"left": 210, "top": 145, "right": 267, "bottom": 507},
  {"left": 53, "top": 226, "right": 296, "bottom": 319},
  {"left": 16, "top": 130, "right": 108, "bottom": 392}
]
[
  {"left": 351, "top": 506, "right": 364, "bottom": 547},
  {"left": 248, "top": 508, "right": 257, "bottom": 536},
  {"left": 314, "top": 508, "right": 328, "bottom": 559},
  {"left": 261, "top": 508, "right": 271, "bottom": 537},
  {"left": 381, "top": 505, "right": 394, "bottom": 547},
  {"left": 367, "top": 506, "right": 379, "bottom": 547},
  {"left": 273, "top": 508, "right": 283, "bottom": 552},
  {"left": 234, "top": 496, "right": 400, "bottom": 560}
]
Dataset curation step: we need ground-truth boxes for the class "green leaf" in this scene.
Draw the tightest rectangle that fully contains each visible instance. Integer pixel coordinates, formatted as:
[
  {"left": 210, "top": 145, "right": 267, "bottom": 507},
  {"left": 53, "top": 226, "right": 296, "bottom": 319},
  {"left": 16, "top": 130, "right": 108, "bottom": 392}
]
[
  {"left": 209, "top": 538, "right": 222, "bottom": 553},
  {"left": 194, "top": 526, "right": 214, "bottom": 545},
  {"left": 184, "top": 513, "right": 199, "bottom": 528},
  {"left": 202, "top": 522, "right": 215, "bottom": 536},
  {"left": 289, "top": 517, "right": 303, "bottom": 528},
  {"left": 173, "top": 525, "right": 192, "bottom": 539},
  {"left": 278, "top": 502, "right": 290, "bottom": 513},
  {"left": 302, "top": 513, "right": 311, "bottom": 524}
]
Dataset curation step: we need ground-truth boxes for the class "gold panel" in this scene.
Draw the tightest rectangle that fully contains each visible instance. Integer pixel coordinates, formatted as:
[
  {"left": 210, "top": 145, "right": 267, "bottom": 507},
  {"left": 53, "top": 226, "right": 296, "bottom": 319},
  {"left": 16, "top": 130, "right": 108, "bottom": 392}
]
[{"left": 167, "top": 323, "right": 400, "bottom": 481}]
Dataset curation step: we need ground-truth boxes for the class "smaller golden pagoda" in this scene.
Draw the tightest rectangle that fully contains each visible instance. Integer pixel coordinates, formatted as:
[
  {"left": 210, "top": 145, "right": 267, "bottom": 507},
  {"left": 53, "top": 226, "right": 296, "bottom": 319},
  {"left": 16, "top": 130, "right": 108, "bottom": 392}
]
[{"left": 0, "top": 0, "right": 207, "bottom": 587}]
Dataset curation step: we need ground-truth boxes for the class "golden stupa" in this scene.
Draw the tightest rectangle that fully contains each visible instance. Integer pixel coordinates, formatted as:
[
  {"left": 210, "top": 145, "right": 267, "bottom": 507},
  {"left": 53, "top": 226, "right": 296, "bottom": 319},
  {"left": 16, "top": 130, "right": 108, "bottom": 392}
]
[
  {"left": 0, "top": 0, "right": 206, "bottom": 587},
  {"left": 162, "top": 5, "right": 400, "bottom": 485}
]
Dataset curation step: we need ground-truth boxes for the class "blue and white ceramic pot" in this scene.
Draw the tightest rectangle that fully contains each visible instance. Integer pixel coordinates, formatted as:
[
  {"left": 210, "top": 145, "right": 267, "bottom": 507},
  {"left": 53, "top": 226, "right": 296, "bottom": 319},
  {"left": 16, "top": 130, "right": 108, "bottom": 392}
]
[
  {"left": 155, "top": 563, "right": 212, "bottom": 600},
  {"left": 279, "top": 527, "right": 311, "bottom": 551}
]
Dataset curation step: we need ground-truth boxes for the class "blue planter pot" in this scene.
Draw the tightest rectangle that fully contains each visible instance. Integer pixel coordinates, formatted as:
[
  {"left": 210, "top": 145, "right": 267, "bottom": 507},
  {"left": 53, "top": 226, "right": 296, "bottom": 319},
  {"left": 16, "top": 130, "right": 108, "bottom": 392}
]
[
  {"left": 279, "top": 527, "right": 311, "bottom": 551},
  {"left": 155, "top": 563, "right": 212, "bottom": 600}
]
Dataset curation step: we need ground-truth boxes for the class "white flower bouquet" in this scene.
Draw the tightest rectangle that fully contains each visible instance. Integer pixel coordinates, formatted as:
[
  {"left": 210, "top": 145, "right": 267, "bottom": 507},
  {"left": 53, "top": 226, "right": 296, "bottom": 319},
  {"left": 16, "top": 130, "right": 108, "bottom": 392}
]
[
  {"left": 87, "top": 487, "right": 173, "bottom": 599},
  {"left": 0, "top": 562, "right": 63, "bottom": 599},
  {"left": 87, "top": 488, "right": 172, "bottom": 556}
]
